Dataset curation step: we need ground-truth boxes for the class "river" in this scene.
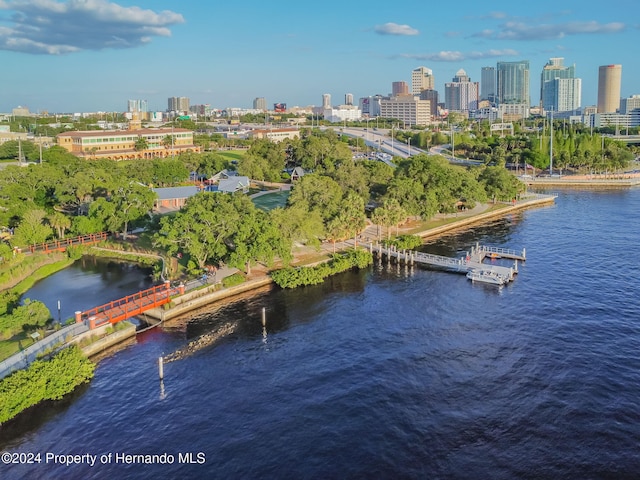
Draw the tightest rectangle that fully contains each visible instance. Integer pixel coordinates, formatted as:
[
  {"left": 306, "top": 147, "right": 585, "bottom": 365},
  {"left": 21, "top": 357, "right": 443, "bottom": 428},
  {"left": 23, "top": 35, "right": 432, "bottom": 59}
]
[{"left": 2, "top": 188, "right": 640, "bottom": 479}]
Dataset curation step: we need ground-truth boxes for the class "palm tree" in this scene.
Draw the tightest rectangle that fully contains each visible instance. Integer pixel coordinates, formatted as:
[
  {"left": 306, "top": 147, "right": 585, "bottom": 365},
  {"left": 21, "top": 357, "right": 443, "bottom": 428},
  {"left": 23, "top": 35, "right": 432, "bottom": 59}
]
[
  {"left": 48, "top": 211, "right": 71, "bottom": 239},
  {"left": 134, "top": 137, "right": 148, "bottom": 151}
]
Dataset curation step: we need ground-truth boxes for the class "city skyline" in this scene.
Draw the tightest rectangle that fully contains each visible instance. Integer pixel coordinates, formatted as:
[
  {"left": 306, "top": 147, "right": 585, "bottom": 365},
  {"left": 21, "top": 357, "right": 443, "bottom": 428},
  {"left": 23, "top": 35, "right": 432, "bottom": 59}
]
[{"left": 0, "top": 0, "right": 637, "bottom": 113}]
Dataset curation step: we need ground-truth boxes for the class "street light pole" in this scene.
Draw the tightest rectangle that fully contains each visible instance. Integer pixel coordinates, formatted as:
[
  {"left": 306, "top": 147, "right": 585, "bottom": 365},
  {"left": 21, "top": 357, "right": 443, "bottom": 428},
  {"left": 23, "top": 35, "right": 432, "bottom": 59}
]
[{"left": 391, "top": 125, "right": 394, "bottom": 155}]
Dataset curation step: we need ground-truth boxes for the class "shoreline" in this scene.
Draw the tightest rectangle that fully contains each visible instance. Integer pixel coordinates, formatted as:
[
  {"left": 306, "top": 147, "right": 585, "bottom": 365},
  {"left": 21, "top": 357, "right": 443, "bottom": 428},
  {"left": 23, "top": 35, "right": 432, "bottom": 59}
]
[
  {"left": 521, "top": 176, "right": 640, "bottom": 188},
  {"left": 150, "top": 194, "right": 556, "bottom": 324}
]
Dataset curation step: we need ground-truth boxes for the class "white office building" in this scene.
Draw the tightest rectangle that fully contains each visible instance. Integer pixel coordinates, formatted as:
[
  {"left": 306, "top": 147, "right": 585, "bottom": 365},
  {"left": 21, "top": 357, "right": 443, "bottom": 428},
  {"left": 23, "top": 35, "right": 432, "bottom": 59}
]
[
  {"left": 323, "top": 105, "right": 362, "bottom": 123},
  {"left": 380, "top": 96, "right": 431, "bottom": 126}
]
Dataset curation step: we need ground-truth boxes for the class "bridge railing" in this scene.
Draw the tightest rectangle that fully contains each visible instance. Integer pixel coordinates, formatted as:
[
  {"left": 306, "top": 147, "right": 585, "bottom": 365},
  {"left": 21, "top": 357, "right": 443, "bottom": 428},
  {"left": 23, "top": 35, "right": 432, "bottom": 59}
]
[
  {"left": 413, "top": 251, "right": 463, "bottom": 267},
  {"left": 81, "top": 283, "right": 174, "bottom": 324},
  {"left": 0, "top": 323, "right": 89, "bottom": 380},
  {"left": 22, "top": 232, "right": 109, "bottom": 253},
  {"left": 478, "top": 246, "right": 523, "bottom": 257}
]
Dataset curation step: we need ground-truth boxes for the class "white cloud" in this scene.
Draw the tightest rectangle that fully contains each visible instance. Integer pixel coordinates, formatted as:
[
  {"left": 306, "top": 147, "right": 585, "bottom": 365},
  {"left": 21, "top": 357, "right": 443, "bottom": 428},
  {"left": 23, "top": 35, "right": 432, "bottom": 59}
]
[
  {"left": 400, "top": 49, "right": 518, "bottom": 62},
  {"left": 473, "top": 20, "right": 625, "bottom": 41},
  {"left": 0, "top": 0, "right": 184, "bottom": 54},
  {"left": 374, "top": 22, "right": 419, "bottom": 36}
]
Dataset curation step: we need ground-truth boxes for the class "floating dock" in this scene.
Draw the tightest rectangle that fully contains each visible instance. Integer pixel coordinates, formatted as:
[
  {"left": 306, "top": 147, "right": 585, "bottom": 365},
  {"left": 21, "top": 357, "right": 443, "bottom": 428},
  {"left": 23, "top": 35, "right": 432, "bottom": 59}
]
[{"left": 369, "top": 242, "right": 525, "bottom": 284}]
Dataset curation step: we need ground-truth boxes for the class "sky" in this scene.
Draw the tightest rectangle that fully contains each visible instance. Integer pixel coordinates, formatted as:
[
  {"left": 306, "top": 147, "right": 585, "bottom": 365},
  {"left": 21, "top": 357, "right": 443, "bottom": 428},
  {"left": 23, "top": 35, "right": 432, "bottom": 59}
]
[{"left": 0, "top": 0, "right": 638, "bottom": 113}]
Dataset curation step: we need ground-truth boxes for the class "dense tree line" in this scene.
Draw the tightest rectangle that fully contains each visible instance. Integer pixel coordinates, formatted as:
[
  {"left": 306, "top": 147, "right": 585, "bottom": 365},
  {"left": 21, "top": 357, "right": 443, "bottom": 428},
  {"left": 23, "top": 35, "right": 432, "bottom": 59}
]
[
  {"left": 0, "top": 147, "right": 235, "bottom": 247},
  {"left": 0, "top": 128, "right": 528, "bottom": 282},
  {"left": 394, "top": 121, "right": 635, "bottom": 173}
]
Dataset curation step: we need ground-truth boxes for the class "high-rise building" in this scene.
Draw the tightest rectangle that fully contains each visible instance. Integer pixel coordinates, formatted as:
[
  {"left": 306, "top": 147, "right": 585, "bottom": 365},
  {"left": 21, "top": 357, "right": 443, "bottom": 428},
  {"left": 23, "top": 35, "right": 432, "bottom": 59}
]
[
  {"left": 253, "top": 97, "right": 267, "bottom": 110},
  {"left": 322, "top": 93, "right": 332, "bottom": 109},
  {"left": 480, "top": 67, "right": 496, "bottom": 104},
  {"left": 419, "top": 90, "right": 439, "bottom": 118},
  {"left": 127, "top": 99, "right": 148, "bottom": 113},
  {"left": 411, "top": 67, "right": 434, "bottom": 95},
  {"left": 392, "top": 81, "right": 409, "bottom": 96},
  {"left": 496, "top": 61, "right": 530, "bottom": 106},
  {"left": 444, "top": 69, "right": 479, "bottom": 113},
  {"left": 597, "top": 64, "right": 622, "bottom": 113},
  {"left": 540, "top": 58, "right": 581, "bottom": 113},
  {"left": 167, "top": 96, "right": 190, "bottom": 113},
  {"left": 345, "top": 93, "right": 354, "bottom": 106}
]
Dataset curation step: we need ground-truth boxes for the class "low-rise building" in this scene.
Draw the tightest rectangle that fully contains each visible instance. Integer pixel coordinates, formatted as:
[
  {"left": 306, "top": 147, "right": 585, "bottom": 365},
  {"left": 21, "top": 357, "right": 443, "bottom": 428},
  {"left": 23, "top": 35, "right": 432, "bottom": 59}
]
[
  {"left": 249, "top": 127, "right": 300, "bottom": 143},
  {"left": 57, "top": 126, "right": 200, "bottom": 160},
  {"left": 380, "top": 95, "right": 431, "bottom": 126}
]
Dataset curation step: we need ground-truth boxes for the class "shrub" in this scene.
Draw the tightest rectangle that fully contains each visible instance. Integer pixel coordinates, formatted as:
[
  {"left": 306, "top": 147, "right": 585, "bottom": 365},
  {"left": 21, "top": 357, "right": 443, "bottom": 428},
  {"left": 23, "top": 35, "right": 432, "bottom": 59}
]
[
  {"left": 271, "top": 249, "right": 373, "bottom": 288},
  {"left": 382, "top": 234, "right": 422, "bottom": 251},
  {"left": 0, "top": 345, "right": 95, "bottom": 424},
  {"left": 222, "top": 273, "right": 245, "bottom": 288}
]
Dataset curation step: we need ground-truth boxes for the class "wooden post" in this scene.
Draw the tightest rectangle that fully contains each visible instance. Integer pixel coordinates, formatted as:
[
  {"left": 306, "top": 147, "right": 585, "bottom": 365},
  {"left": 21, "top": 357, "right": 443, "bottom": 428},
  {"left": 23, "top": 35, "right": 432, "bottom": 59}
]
[
  {"left": 158, "top": 357, "right": 164, "bottom": 380},
  {"left": 261, "top": 307, "right": 266, "bottom": 327}
]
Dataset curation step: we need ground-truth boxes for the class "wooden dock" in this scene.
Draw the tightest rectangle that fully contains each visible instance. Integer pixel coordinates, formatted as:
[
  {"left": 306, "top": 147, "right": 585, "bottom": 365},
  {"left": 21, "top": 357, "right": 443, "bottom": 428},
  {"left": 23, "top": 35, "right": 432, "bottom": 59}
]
[{"left": 369, "top": 241, "right": 525, "bottom": 283}]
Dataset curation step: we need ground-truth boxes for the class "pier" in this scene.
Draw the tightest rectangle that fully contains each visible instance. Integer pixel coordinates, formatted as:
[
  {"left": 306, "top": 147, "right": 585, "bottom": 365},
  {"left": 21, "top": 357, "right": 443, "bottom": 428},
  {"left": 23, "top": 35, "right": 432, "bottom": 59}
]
[{"left": 369, "top": 241, "right": 525, "bottom": 283}]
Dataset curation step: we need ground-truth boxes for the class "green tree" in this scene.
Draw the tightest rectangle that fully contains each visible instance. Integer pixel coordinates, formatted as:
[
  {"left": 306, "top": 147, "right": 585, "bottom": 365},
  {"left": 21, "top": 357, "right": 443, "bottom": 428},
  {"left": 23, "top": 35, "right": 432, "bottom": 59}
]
[
  {"left": 270, "top": 204, "right": 324, "bottom": 248},
  {"left": 48, "top": 211, "right": 71, "bottom": 239},
  {"left": 228, "top": 209, "right": 292, "bottom": 274},
  {"left": 371, "top": 198, "right": 407, "bottom": 239},
  {"left": 154, "top": 192, "right": 242, "bottom": 270},
  {"left": 152, "top": 158, "right": 189, "bottom": 186},
  {"left": 287, "top": 174, "right": 344, "bottom": 224},
  {"left": 90, "top": 182, "right": 156, "bottom": 239},
  {"left": 11, "top": 209, "right": 53, "bottom": 247},
  {"left": 134, "top": 137, "right": 149, "bottom": 151},
  {"left": 478, "top": 166, "right": 526, "bottom": 202}
]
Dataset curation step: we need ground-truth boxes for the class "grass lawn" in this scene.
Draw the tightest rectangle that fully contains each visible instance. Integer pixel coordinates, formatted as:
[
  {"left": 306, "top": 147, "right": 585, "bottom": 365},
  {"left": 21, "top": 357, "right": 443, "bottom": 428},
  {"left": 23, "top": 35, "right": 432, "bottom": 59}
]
[
  {"left": 0, "top": 332, "right": 30, "bottom": 362},
  {"left": 217, "top": 150, "right": 246, "bottom": 162},
  {"left": 252, "top": 190, "right": 290, "bottom": 211},
  {"left": 404, "top": 204, "right": 510, "bottom": 235}
]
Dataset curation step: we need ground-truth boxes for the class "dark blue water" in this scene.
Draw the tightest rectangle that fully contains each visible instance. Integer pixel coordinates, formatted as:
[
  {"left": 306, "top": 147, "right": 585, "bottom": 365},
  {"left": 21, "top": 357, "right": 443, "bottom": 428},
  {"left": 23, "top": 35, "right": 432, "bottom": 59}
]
[
  {"left": 20, "top": 256, "right": 154, "bottom": 323},
  {"left": 2, "top": 189, "right": 640, "bottom": 479}
]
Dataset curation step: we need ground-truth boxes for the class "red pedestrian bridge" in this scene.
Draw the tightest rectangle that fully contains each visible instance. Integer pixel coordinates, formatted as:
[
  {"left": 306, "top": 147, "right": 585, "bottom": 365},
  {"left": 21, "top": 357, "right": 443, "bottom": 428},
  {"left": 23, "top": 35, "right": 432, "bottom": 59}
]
[
  {"left": 23, "top": 232, "right": 109, "bottom": 254},
  {"left": 76, "top": 282, "right": 184, "bottom": 329}
]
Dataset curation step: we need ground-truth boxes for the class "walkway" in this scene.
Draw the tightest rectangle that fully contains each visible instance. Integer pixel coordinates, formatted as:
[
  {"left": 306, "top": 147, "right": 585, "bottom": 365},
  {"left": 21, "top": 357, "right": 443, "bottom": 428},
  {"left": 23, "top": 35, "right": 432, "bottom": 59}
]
[
  {"left": 20, "top": 232, "right": 108, "bottom": 254},
  {"left": 79, "top": 283, "right": 176, "bottom": 328}
]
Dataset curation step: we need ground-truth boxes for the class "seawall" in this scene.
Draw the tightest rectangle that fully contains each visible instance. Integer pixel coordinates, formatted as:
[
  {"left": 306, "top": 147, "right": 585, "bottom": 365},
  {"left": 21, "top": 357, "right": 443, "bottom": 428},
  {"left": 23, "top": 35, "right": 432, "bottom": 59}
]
[
  {"left": 144, "top": 277, "right": 274, "bottom": 322},
  {"left": 148, "top": 195, "right": 556, "bottom": 322},
  {"left": 413, "top": 195, "right": 556, "bottom": 239}
]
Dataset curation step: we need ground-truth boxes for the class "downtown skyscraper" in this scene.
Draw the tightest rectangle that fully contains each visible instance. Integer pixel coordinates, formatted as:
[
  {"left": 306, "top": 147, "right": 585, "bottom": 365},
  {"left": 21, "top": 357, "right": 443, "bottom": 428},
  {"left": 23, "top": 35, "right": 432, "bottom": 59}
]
[
  {"left": 597, "top": 64, "right": 622, "bottom": 113},
  {"left": 411, "top": 66, "right": 435, "bottom": 95},
  {"left": 496, "top": 61, "right": 530, "bottom": 106},
  {"left": 444, "top": 69, "right": 479, "bottom": 113},
  {"left": 540, "top": 58, "right": 581, "bottom": 113},
  {"left": 480, "top": 67, "right": 496, "bottom": 104}
]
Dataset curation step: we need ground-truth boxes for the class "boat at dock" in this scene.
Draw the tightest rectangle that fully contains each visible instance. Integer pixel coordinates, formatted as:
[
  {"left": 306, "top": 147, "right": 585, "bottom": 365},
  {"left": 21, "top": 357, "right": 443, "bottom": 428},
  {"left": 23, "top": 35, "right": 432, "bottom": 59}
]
[{"left": 466, "top": 269, "right": 509, "bottom": 286}]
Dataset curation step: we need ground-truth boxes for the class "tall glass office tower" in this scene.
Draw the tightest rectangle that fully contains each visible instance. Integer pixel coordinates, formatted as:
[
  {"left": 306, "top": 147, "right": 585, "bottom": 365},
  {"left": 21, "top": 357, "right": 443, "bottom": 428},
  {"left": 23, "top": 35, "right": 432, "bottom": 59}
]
[
  {"left": 496, "top": 61, "right": 530, "bottom": 106},
  {"left": 540, "top": 58, "right": 581, "bottom": 113},
  {"left": 480, "top": 67, "right": 496, "bottom": 104}
]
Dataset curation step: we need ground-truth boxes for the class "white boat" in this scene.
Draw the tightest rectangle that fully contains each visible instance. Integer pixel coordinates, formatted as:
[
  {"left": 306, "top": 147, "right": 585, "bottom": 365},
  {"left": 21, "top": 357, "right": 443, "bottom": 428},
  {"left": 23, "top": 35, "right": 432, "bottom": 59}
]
[{"left": 466, "top": 269, "right": 508, "bottom": 286}]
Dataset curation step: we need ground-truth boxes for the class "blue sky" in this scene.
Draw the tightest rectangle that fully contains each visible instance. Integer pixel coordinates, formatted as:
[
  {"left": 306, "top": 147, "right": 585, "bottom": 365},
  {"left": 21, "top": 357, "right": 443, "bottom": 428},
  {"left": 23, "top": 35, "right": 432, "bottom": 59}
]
[{"left": 0, "top": 0, "right": 638, "bottom": 113}]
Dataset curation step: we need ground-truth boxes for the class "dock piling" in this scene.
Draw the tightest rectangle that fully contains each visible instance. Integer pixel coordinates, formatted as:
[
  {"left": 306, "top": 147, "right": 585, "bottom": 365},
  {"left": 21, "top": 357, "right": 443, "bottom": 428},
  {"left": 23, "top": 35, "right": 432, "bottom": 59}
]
[{"left": 158, "top": 356, "right": 164, "bottom": 380}]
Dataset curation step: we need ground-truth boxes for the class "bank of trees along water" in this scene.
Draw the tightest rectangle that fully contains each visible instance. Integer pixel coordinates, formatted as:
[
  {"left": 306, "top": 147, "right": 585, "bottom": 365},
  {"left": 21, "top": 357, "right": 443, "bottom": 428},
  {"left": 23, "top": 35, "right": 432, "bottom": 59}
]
[
  {"left": 0, "top": 128, "right": 529, "bottom": 280},
  {"left": 4, "top": 123, "right": 622, "bottom": 287}
]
